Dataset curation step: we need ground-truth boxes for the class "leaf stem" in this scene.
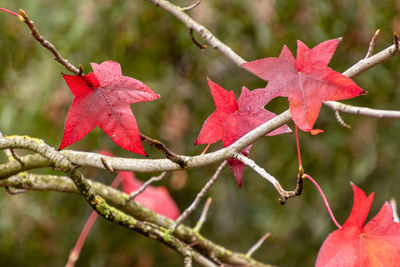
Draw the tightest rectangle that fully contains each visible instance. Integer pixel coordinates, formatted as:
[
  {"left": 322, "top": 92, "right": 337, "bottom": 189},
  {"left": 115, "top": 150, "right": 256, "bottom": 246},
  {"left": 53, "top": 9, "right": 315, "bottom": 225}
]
[
  {"left": 303, "top": 174, "right": 342, "bottom": 229},
  {"left": 0, "top": 7, "right": 21, "bottom": 18},
  {"left": 295, "top": 126, "right": 302, "bottom": 168}
]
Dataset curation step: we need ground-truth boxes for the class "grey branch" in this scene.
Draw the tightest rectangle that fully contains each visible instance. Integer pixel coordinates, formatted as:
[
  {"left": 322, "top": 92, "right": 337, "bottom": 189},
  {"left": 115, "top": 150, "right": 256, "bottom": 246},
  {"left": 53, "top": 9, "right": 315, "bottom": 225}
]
[
  {"left": 0, "top": 173, "right": 272, "bottom": 267},
  {"left": 0, "top": 110, "right": 291, "bottom": 174},
  {"left": 233, "top": 153, "right": 278, "bottom": 187},
  {"left": 323, "top": 101, "right": 400, "bottom": 118}
]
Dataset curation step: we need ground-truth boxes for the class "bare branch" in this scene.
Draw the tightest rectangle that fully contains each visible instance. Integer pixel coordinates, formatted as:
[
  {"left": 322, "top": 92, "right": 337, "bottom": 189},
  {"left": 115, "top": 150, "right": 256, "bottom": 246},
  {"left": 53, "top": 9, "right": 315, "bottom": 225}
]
[
  {"left": 193, "top": 197, "right": 212, "bottom": 233},
  {"left": 246, "top": 232, "right": 271, "bottom": 258},
  {"left": 174, "top": 161, "right": 227, "bottom": 230},
  {"left": 18, "top": 9, "right": 80, "bottom": 74},
  {"left": 234, "top": 152, "right": 278, "bottom": 187},
  {"left": 342, "top": 40, "right": 400, "bottom": 78},
  {"left": 365, "top": 29, "right": 380, "bottom": 58},
  {"left": 127, "top": 171, "right": 167, "bottom": 200},
  {"left": 0, "top": 173, "right": 272, "bottom": 267},
  {"left": 323, "top": 101, "right": 400, "bottom": 118},
  {"left": 146, "top": 0, "right": 246, "bottom": 66},
  {"left": 0, "top": 110, "right": 291, "bottom": 173}
]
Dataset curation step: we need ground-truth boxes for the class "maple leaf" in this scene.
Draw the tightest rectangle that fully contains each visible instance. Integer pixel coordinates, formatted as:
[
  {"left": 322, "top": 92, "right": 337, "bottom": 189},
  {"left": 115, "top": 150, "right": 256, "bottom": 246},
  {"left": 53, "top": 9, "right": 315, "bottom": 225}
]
[
  {"left": 60, "top": 61, "right": 159, "bottom": 155},
  {"left": 242, "top": 38, "right": 366, "bottom": 134},
  {"left": 194, "top": 79, "right": 290, "bottom": 187},
  {"left": 119, "top": 171, "right": 180, "bottom": 220},
  {"left": 316, "top": 183, "right": 400, "bottom": 267}
]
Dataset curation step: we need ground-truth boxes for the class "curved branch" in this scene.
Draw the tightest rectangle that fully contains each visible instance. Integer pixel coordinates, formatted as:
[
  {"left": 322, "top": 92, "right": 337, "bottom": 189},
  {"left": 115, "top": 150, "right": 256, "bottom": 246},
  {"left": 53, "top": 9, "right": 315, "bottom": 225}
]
[
  {"left": 0, "top": 110, "right": 292, "bottom": 173},
  {"left": 0, "top": 173, "right": 272, "bottom": 267}
]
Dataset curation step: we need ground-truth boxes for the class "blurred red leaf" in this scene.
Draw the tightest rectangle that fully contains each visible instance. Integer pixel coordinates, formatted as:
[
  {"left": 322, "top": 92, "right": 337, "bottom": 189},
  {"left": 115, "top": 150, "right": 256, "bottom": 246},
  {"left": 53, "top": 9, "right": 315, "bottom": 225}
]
[
  {"left": 242, "top": 39, "right": 366, "bottom": 134},
  {"left": 194, "top": 78, "right": 290, "bottom": 187},
  {"left": 316, "top": 183, "right": 400, "bottom": 267},
  {"left": 120, "top": 171, "right": 180, "bottom": 220},
  {"left": 60, "top": 61, "right": 159, "bottom": 155}
]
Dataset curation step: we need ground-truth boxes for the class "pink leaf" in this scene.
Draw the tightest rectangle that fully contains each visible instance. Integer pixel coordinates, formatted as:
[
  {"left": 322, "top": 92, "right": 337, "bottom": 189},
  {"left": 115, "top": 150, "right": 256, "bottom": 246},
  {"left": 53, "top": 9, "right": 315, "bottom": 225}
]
[
  {"left": 242, "top": 39, "right": 366, "bottom": 134},
  {"left": 316, "top": 183, "right": 400, "bottom": 267},
  {"left": 195, "top": 79, "right": 290, "bottom": 186},
  {"left": 60, "top": 61, "right": 159, "bottom": 155}
]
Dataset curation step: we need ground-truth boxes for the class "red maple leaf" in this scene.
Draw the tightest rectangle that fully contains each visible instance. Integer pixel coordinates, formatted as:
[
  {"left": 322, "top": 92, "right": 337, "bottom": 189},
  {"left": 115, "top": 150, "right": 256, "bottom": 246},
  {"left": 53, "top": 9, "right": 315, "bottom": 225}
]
[
  {"left": 316, "top": 183, "right": 400, "bottom": 267},
  {"left": 242, "top": 38, "right": 366, "bottom": 134},
  {"left": 194, "top": 79, "right": 290, "bottom": 187},
  {"left": 60, "top": 61, "right": 159, "bottom": 155},
  {"left": 119, "top": 171, "right": 180, "bottom": 220}
]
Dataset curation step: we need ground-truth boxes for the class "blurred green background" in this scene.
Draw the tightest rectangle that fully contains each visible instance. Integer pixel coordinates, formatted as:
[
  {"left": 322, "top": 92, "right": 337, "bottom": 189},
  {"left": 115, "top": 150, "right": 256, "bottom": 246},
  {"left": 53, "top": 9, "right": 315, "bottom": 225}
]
[{"left": 1, "top": 0, "right": 400, "bottom": 266}]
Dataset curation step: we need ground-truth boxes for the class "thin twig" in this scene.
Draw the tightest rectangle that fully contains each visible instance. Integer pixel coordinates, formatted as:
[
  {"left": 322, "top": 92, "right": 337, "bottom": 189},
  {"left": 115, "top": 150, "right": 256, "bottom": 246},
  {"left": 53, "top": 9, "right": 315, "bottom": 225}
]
[
  {"left": 193, "top": 197, "right": 212, "bottom": 233},
  {"left": 365, "top": 29, "right": 380, "bottom": 58},
  {"left": 390, "top": 198, "right": 399, "bottom": 223},
  {"left": 246, "top": 232, "right": 271, "bottom": 258},
  {"left": 174, "top": 161, "right": 227, "bottom": 230},
  {"left": 127, "top": 171, "right": 167, "bottom": 201},
  {"left": 190, "top": 28, "right": 207, "bottom": 49},
  {"left": 181, "top": 0, "right": 202, "bottom": 11},
  {"left": 140, "top": 133, "right": 187, "bottom": 168},
  {"left": 18, "top": 9, "right": 80, "bottom": 74},
  {"left": 334, "top": 110, "right": 351, "bottom": 129}
]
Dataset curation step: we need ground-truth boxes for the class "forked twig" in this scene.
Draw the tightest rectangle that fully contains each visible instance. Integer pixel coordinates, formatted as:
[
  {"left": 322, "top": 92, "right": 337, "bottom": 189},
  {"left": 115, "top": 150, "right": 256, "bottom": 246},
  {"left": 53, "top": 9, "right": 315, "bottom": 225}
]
[{"left": 127, "top": 171, "right": 167, "bottom": 201}]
